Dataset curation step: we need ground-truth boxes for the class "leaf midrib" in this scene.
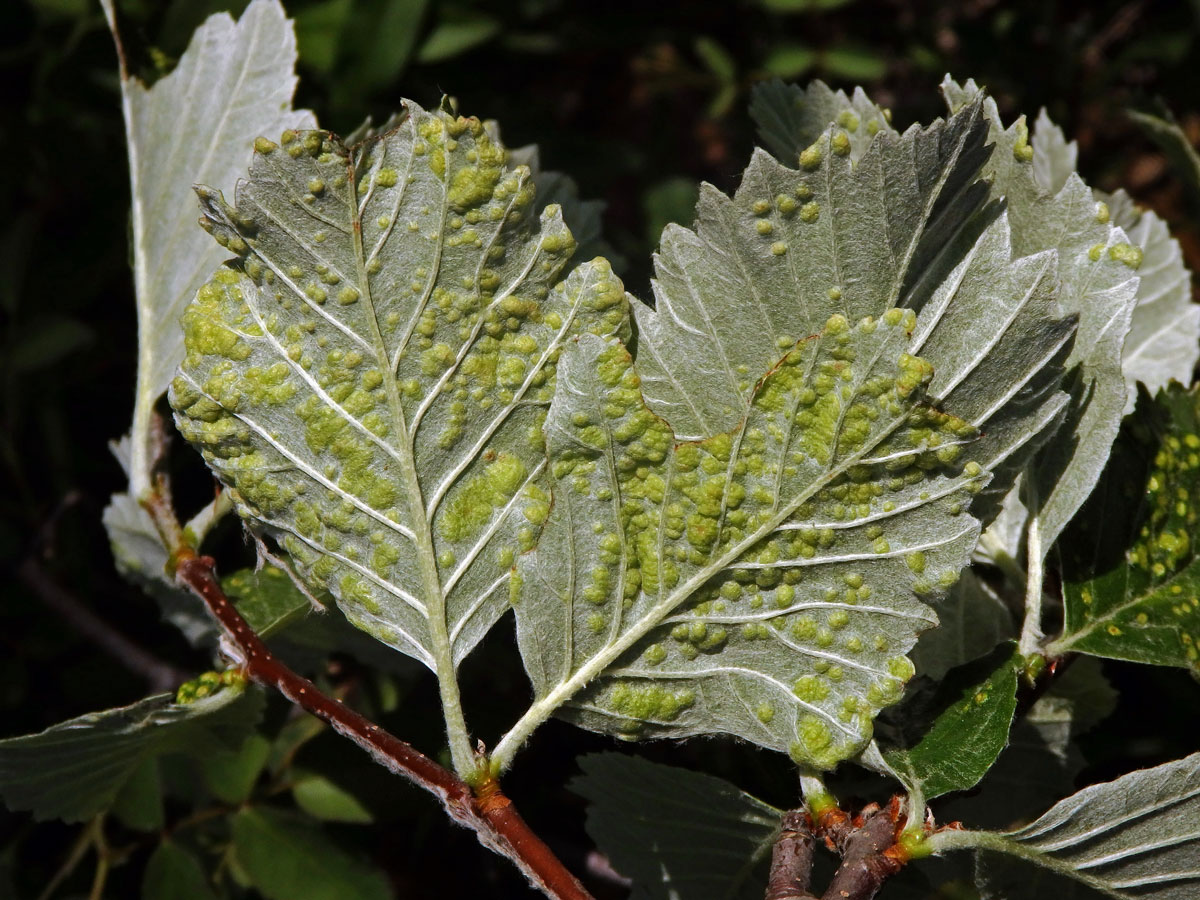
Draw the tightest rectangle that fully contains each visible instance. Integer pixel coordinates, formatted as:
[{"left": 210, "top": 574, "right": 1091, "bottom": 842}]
[
  {"left": 493, "top": 328, "right": 961, "bottom": 767},
  {"left": 342, "top": 139, "right": 474, "bottom": 775}
]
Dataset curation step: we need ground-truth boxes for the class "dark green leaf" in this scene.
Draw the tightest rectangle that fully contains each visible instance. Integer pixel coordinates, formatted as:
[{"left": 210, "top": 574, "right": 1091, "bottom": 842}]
[
  {"left": 0, "top": 686, "right": 263, "bottom": 823},
  {"left": 293, "top": 0, "right": 351, "bottom": 73},
  {"left": 821, "top": 47, "right": 886, "bottom": 82},
  {"left": 222, "top": 566, "right": 313, "bottom": 638},
  {"left": 695, "top": 36, "right": 736, "bottom": 84},
  {"left": 232, "top": 807, "right": 392, "bottom": 900},
  {"left": 292, "top": 773, "right": 373, "bottom": 823},
  {"left": 1054, "top": 384, "right": 1200, "bottom": 672},
  {"left": 641, "top": 177, "right": 699, "bottom": 249},
  {"left": 337, "top": 0, "right": 428, "bottom": 90},
  {"left": 762, "top": 44, "right": 817, "bottom": 79},
  {"left": 201, "top": 735, "right": 271, "bottom": 805},
  {"left": 9, "top": 316, "right": 93, "bottom": 372},
  {"left": 759, "top": 0, "right": 857, "bottom": 11},
  {"left": 111, "top": 757, "right": 164, "bottom": 832},
  {"left": 143, "top": 840, "right": 220, "bottom": 900},
  {"left": 886, "top": 644, "right": 1021, "bottom": 801},
  {"left": 416, "top": 11, "right": 500, "bottom": 64},
  {"left": 936, "top": 657, "right": 1112, "bottom": 831},
  {"left": 571, "top": 753, "right": 780, "bottom": 900}
]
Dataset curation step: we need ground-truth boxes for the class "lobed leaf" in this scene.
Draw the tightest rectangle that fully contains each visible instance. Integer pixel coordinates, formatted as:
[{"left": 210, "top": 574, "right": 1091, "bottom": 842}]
[
  {"left": 1053, "top": 384, "right": 1200, "bottom": 671},
  {"left": 943, "top": 78, "right": 1142, "bottom": 556},
  {"left": 503, "top": 88, "right": 1078, "bottom": 770},
  {"left": 0, "top": 686, "right": 262, "bottom": 823},
  {"left": 749, "top": 78, "right": 896, "bottom": 166},
  {"left": 515, "top": 315, "right": 986, "bottom": 769},
  {"left": 634, "top": 99, "right": 992, "bottom": 442},
  {"left": 170, "top": 101, "right": 628, "bottom": 681},
  {"left": 1105, "top": 192, "right": 1200, "bottom": 411},
  {"left": 570, "top": 753, "right": 780, "bottom": 900}
]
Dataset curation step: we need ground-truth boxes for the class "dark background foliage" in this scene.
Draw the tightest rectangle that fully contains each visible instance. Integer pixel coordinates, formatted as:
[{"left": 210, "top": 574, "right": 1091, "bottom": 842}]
[{"left": 2, "top": 0, "right": 1199, "bottom": 896}]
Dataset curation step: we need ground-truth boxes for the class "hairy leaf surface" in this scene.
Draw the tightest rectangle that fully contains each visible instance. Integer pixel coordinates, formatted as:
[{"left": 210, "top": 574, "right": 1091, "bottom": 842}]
[
  {"left": 571, "top": 753, "right": 780, "bottom": 900},
  {"left": 504, "top": 90, "right": 1080, "bottom": 769},
  {"left": 100, "top": 0, "right": 313, "bottom": 501},
  {"left": 749, "top": 78, "right": 896, "bottom": 166},
  {"left": 950, "top": 753, "right": 1200, "bottom": 899},
  {"left": 0, "top": 687, "right": 262, "bottom": 823},
  {"left": 514, "top": 316, "right": 986, "bottom": 769},
  {"left": 170, "top": 102, "right": 628, "bottom": 680},
  {"left": 943, "top": 78, "right": 1141, "bottom": 555},
  {"left": 1105, "top": 192, "right": 1200, "bottom": 410},
  {"left": 669, "top": 89, "right": 1075, "bottom": 530},
  {"left": 1054, "top": 385, "right": 1200, "bottom": 671},
  {"left": 634, "top": 100, "right": 991, "bottom": 441}
]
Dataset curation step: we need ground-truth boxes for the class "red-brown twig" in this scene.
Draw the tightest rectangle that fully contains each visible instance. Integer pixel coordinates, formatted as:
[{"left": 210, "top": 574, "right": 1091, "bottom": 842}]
[
  {"left": 819, "top": 799, "right": 907, "bottom": 900},
  {"left": 143, "top": 483, "right": 592, "bottom": 900},
  {"left": 765, "top": 810, "right": 818, "bottom": 900}
]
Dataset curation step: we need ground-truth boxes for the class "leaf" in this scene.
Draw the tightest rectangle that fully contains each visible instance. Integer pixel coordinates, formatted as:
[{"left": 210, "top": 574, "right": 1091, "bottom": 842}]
[
  {"left": 937, "top": 657, "right": 1113, "bottom": 832},
  {"left": 232, "top": 807, "right": 392, "bottom": 900},
  {"left": 111, "top": 757, "right": 165, "bottom": 832},
  {"left": 955, "top": 753, "right": 1200, "bottom": 899},
  {"left": 885, "top": 643, "right": 1020, "bottom": 801},
  {"left": 102, "top": 488, "right": 217, "bottom": 646},
  {"left": 200, "top": 734, "right": 271, "bottom": 804},
  {"left": 942, "top": 78, "right": 1141, "bottom": 557},
  {"left": 1126, "top": 108, "right": 1200, "bottom": 202},
  {"left": 1031, "top": 108, "right": 1078, "bottom": 197},
  {"left": 752, "top": 82, "right": 1076, "bottom": 523},
  {"left": 504, "top": 139, "right": 622, "bottom": 268},
  {"left": 169, "top": 102, "right": 629, "bottom": 770},
  {"left": 761, "top": 44, "right": 817, "bottom": 80},
  {"left": 223, "top": 565, "right": 313, "bottom": 638},
  {"left": 633, "top": 100, "right": 992, "bottom": 442},
  {"left": 292, "top": 0, "right": 352, "bottom": 74},
  {"left": 0, "top": 686, "right": 263, "bottom": 823},
  {"left": 759, "top": 0, "right": 858, "bottom": 10},
  {"left": 8, "top": 316, "right": 93, "bottom": 373},
  {"left": 695, "top": 36, "right": 737, "bottom": 85},
  {"left": 292, "top": 772, "right": 374, "bottom": 823},
  {"left": 330, "top": 0, "right": 428, "bottom": 94},
  {"left": 821, "top": 47, "right": 886, "bottom": 82},
  {"left": 1104, "top": 193, "right": 1200, "bottom": 411},
  {"left": 642, "top": 177, "right": 700, "bottom": 251},
  {"left": 143, "top": 840, "right": 220, "bottom": 900},
  {"left": 570, "top": 753, "right": 780, "bottom": 900},
  {"left": 99, "top": 0, "right": 314, "bottom": 501},
  {"left": 749, "top": 78, "right": 895, "bottom": 168},
  {"left": 501, "top": 95, "right": 1077, "bottom": 771},
  {"left": 513, "top": 319, "right": 985, "bottom": 769},
  {"left": 1053, "top": 384, "right": 1200, "bottom": 671},
  {"left": 910, "top": 570, "right": 1015, "bottom": 681},
  {"left": 416, "top": 10, "right": 500, "bottom": 64}
]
